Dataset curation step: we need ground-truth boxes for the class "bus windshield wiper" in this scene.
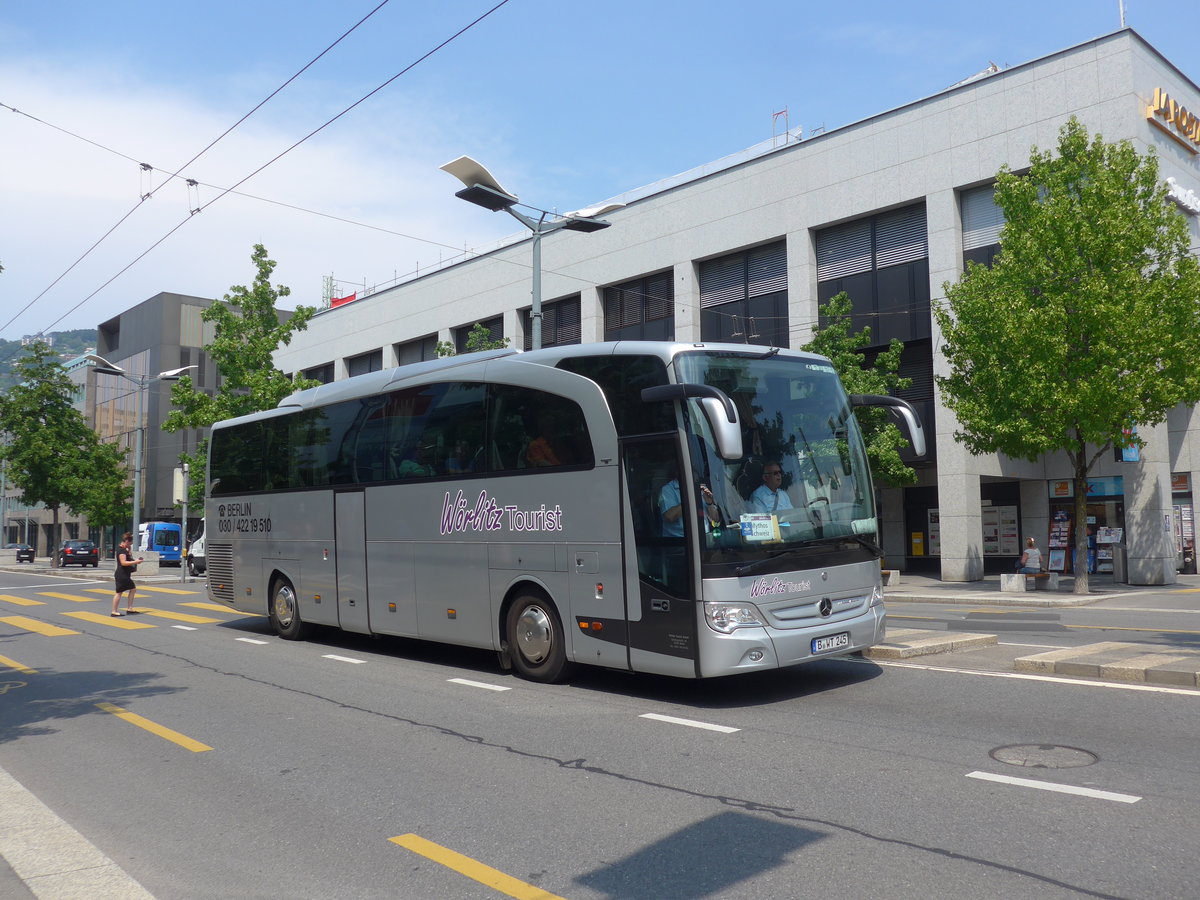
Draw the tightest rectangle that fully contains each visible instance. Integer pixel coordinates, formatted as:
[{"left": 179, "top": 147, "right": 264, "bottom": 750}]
[{"left": 734, "top": 545, "right": 815, "bottom": 577}]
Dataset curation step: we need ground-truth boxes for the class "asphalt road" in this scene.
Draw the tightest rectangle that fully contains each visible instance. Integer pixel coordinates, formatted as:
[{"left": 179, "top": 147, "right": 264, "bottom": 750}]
[{"left": 2, "top": 567, "right": 1198, "bottom": 899}]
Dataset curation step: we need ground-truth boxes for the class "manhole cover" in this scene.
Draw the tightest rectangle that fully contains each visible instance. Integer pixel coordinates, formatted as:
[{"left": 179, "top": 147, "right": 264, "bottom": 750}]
[{"left": 990, "top": 744, "right": 1098, "bottom": 769}]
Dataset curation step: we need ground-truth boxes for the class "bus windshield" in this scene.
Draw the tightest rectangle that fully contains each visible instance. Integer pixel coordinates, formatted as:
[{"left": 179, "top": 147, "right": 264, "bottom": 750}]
[{"left": 674, "top": 351, "right": 876, "bottom": 564}]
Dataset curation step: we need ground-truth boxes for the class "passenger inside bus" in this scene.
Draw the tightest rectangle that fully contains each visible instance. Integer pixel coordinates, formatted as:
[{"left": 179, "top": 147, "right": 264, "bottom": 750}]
[
  {"left": 445, "top": 438, "right": 478, "bottom": 475},
  {"left": 524, "top": 409, "right": 564, "bottom": 468},
  {"left": 395, "top": 442, "right": 438, "bottom": 478}
]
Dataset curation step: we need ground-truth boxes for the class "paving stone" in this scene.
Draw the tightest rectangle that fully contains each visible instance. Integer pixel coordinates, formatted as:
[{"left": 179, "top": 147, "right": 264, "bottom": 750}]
[
  {"left": 864, "top": 628, "right": 997, "bottom": 660},
  {"left": 1014, "top": 642, "right": 1140, "bottom": 674},
  {"left": 1143, "top": 657, "right": 1200, "bottom": 688}
]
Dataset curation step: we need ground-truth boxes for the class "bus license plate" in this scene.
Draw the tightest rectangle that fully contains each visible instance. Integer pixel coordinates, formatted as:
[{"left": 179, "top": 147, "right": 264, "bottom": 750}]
[{"left": 812, "top": 632, "right": 849, "bottom": 653}]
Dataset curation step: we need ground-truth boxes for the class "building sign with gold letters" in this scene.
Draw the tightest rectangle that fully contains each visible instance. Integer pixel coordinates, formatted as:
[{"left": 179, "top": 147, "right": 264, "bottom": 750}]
[{"left": 1147, "top": 87, "right": 1200, "bottom": 154}]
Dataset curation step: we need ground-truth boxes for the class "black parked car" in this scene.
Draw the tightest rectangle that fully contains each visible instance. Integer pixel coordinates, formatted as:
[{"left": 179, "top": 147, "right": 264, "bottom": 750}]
[
  {"left": 57, "top": 539, "right": 99, "bottom": 567},
  {"left": 5, "top": 543, "right": 35, "bottom": 563}
]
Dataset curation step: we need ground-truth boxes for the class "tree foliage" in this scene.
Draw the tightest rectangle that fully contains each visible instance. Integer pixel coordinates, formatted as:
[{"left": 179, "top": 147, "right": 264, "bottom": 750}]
[
  {"left": 0, "top": 342, "right": 130, "bottom": 549},
  {"left": 162, "top": 244, "right": 318, "bottom": 505},
  {"left": 72, "top": 440, "right": 134, "bottom": 557},
  {"left": 934, "top": 117, "right": 1200, "bottom": 591},
  {"left": 802, "top": 292, "right": 917, "bottom": 488},
  {"left": 435, "top": 323, "right": 510, "bottom": 357}
]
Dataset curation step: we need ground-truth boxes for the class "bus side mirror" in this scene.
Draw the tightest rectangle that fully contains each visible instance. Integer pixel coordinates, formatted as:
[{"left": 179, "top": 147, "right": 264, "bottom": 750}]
[
  {"left": 850, "top": 394, "right": 926, "bottom": 457},
  {"left": 641, "top": 384, "right": 744, "bottom": 461}
]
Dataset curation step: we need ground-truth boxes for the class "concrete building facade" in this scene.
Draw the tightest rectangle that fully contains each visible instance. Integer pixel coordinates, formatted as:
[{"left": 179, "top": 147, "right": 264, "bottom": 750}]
[
  {"left": 272, "top": 29, "right": 1200, "bottom": 585},
  {"left": 92, "top": 292, "right": 218, "bottom": 530}
]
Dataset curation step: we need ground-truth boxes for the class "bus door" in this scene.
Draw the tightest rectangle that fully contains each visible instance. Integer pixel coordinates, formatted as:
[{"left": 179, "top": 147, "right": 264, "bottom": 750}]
[
  {"left": 621, "top": 436, "right": 699, "bottom": 677},
  {"left": 334, "top": 490, "right": 370, "bottom": 634}
]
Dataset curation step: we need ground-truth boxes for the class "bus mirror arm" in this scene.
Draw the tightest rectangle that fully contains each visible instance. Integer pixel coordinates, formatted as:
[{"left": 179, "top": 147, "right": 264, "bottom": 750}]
[
  {"left": 641, "top": 384, "right": 737, "bottom": 422},
  {"left": 849, "top": 394, "right": 926, "bottom": 457},
  {"left": 641, "top": 384, "right": 743, "bottom": 461}
]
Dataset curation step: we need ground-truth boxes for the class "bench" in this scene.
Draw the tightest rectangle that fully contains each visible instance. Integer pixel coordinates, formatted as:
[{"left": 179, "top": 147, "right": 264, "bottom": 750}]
[{"left": 999, "top": 572, "right": 1060, "bottom": 592}]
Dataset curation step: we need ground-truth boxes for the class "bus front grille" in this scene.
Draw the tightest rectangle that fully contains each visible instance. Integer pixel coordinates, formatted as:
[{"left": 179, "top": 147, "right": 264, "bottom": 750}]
[{"left": 208, "top": 543, "right": 235, "bottom": 604}]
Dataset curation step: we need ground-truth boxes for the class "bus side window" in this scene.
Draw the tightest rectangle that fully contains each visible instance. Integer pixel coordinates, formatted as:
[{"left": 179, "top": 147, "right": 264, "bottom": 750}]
[
  {"left": 488, "top": 385, "right": 593, "bottom": 473},
  {"left": 556, "top": 355, "right": 671, "bottom": 437}
]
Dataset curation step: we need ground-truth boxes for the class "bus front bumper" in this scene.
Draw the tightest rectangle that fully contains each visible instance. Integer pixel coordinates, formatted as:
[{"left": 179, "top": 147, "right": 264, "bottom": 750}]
[{"left": 697, "top": 603, "right": 886, "bottom": 677}]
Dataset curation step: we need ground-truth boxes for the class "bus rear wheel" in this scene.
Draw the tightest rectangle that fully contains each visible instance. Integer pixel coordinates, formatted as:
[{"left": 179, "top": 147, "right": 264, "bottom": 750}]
[
  {"left": 269, "top": 578, "right": 311, "bottom": 641},
  {"left": 506, "top": 592, "right": 573, "bottom": 683}
]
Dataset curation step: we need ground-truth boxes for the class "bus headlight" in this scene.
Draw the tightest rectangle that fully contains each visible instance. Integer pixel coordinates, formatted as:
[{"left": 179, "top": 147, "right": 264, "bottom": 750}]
[
  {"left": 705, "top": 602, "right": 766, "bottom": 634},
  {"left": 869, "top": 584, "right": 884, "bottom": 607}
]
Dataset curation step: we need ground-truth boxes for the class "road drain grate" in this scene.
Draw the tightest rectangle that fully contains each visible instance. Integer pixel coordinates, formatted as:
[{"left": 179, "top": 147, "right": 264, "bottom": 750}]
[{"left": 990, "top": 744, "right": 1099, "bottom": 768}]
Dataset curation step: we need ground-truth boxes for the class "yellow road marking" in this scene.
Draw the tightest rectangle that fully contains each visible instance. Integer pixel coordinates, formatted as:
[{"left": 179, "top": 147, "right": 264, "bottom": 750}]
[
  {"left": 95, "top": 702, "right": 213, "bottom": 752},
  {"left": 0, "top": 615, "right": 80, "bottom": 637},
  {"left": 0, "top": 594, "right": 45, "bottom": 607},
  {"left": 139, "top": 586, "right": 201, "bottom": 595},
  {"left": 61, "top": 611, "right": 155, "bottom": 629},
  {"left": 38, "top": 592, "right": 101, "bottom": 603},
  {"left": 0, "top": 654, "right": 38, "bottom": 674},
  {"left": 181, "top": 602, "right": 262, "bottom": 616},
  {"left": 389, "top": 834, "right": 567, "bottom": 900},
  {"left": 130, "top": 608, "right": 221, "bottom": 624},
  {"left": 84, "top": 589, "right": 114, "bottom": 596}
]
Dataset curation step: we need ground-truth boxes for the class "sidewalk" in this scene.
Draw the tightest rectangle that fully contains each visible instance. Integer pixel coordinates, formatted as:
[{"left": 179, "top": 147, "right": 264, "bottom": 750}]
[
  {"left": 0, "top": 558, "right": 199, "bottom": 585},
  {"left": 881, "top": 570, "right": 1200, "bottom": 606}
]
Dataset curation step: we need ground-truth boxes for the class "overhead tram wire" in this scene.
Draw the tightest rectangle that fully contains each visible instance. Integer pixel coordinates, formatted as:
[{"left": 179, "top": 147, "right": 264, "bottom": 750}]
[
  {"left": 0, "top": 0, "right": 394, "bottom": 337},
  {"left": 35, "top": 0, "right": 514, "bottom": 336}
]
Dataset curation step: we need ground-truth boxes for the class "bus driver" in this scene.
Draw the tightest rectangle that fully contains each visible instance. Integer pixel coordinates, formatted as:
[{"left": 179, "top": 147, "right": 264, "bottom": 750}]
[{"left": 749, "top": 462, "right": 794, "bottom": 515}]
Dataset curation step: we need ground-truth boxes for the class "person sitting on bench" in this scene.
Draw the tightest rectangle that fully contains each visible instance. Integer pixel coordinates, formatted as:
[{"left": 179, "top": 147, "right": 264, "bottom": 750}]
[{"left": 1018, "top": 537, "right": 1043, "bottom": 574}]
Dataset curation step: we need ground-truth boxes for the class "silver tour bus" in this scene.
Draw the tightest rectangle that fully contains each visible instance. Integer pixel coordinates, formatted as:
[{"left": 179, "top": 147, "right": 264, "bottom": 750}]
[{"left": 205, "top": 342, "right": 924, "bottom": 682}]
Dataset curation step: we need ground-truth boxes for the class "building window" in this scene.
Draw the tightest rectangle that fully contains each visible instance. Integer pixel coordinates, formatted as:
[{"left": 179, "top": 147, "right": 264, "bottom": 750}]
[
  {"left": 396, "top": 335, "right": 438, "bottom": 366},
  {"left": 455, "top": 317, "right": 504, "bottom": 354},
  {"left": 961, "top": 184, "right": 1004, "bottom": 268},
  {"left": 303, "top": 363, "right": 334, "bottom": 384},
  {"left": 699, "top": 242, "right": 788, "bottom": 347},
  {"left": 603, "top": 271, "right": 674, "bottom": 341},
  {"left": 346, "top": 349, "right": 383, "bottom": 378},
  {"left": 816, "top": 204, "right": 930, "bottom": 347},
  {"left": 522, "top": 296, "right": 581, "bottom": 350},
  {"left": 863, "top": 339, "right": 936, "bottom": 463}
]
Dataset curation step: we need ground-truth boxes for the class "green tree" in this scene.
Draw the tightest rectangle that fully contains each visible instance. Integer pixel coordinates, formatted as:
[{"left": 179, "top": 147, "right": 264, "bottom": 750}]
[
  {"left": 802, "top": 292, "right": 916, "bottom": 488},
  {"left": 162, "top": 244, "right": 319, "bottom": 506},
  {"left": 72, "top": 440, "right": 133, "bottom": 559},
  {"left": 934, "top": 117, "right": 1200, "bottom": 592},
  {"left": 435, "top": 322, "right": 510, "bottom": 357},
  {"left": 0, "top": 342, "right": 129, "bottom": 554}
]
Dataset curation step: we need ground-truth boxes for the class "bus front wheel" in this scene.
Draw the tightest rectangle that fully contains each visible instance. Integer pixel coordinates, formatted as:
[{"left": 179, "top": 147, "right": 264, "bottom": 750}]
[
  {"left": 506, "top": 592, "right": 573, "bottom": 684},
  {"left": 270, "top": 578, "right": 311, "bottom": 641}
]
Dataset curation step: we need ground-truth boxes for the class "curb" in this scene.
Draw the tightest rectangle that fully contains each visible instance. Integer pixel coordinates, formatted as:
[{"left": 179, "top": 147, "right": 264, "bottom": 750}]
[
  {"left": 0, "top": 766, "right": 154, "bottom": 899},
  {"left": 884, "top": 591, "right": 1107, "bottom": 607},
  {"left": 1014, "top": 642, "right": 1200, "bottom": 687},
  {"left": 862, "top": 628, "right": 998, "bottom": 660}
]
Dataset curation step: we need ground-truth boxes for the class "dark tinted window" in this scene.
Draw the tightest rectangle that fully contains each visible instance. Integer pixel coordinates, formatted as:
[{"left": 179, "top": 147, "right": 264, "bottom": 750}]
[
  {"left": 210, "top": 380, "right": 590, "bottom": 494},
  {"left": 556, "top": 355, "right": 673, "bottom": 437},
  {"left": 488, "top": 385, "right": 593, "bottom": 473}
]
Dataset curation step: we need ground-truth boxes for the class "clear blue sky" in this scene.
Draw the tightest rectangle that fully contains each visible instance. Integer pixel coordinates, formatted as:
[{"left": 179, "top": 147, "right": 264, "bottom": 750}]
[{"left": 1, "top": 0, "right": 1196, "bottom": 342}]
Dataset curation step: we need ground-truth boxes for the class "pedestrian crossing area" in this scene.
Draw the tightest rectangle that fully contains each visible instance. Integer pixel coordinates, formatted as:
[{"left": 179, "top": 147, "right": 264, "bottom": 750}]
[{"left": 0, "top": 585, "right": 262, "bottom": 637}]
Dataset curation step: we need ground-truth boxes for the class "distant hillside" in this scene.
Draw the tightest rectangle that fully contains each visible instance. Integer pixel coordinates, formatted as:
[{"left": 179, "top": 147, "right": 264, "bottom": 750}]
[{"left": 0, "top": 329, "right": 98, "bottom": 392}]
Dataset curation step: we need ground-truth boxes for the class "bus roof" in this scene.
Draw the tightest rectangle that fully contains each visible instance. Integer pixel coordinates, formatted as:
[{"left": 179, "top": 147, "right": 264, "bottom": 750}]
[{"left": 209, "top": 341, "right": 833, "bottom": 431}]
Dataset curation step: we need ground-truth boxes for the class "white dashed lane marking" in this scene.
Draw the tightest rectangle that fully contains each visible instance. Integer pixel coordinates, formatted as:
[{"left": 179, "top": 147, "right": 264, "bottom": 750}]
[
  {"left": 966, "top": 771, "right": 1141, "bottom": 804},
  {"left": 448, "top": 678, "right": 511, "bottom": 692},
  {"left": 639, "top": 713, "right": 740, "bottom": 734}
]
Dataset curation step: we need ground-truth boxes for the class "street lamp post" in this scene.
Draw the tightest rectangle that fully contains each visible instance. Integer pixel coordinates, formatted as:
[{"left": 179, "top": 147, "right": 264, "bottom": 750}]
[
  {"left": 440, "top": 156, "right": 623, "bottom": 350},
  {"left": 86, "top": 354, "right": 196, "bottom": 546}
]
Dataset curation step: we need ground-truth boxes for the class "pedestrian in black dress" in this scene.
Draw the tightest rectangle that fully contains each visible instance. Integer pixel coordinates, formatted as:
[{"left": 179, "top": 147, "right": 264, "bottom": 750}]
[{"left": 111, "top": 532, "right": 143, "bottom": 616}]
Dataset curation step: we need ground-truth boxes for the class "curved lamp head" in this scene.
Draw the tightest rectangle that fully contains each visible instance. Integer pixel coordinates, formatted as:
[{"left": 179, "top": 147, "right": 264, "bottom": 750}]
[{"left": 441, "top": 155, "right": 519, "bottom": 210}]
